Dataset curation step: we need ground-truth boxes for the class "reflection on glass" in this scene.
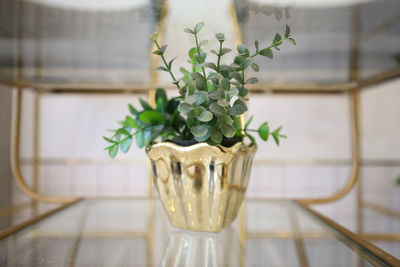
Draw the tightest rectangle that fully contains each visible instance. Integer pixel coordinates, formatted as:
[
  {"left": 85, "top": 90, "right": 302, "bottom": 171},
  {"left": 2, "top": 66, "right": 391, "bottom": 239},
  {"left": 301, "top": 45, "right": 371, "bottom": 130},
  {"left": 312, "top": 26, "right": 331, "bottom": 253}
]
[{"left": 161, "top": 227, "right": 242, "bottom": 267}]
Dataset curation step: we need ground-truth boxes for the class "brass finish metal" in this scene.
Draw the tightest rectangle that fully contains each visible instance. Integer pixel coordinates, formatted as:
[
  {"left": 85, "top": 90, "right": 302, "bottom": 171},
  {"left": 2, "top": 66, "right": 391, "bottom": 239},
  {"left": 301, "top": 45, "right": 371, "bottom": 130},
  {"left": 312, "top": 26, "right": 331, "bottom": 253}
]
[
  {"left": 360, "top": 67, "right": 400, "bottom": 89},
  {"left": 363, "top": 201, "right": 400, "bottom": 220},
  {"left": 0, "top": 202, "right": 32, "bottom": 218},
  {"left": 297, "top": 90, "right": 360, "bottom": 205},
  {"left": 11, "top": 88, "right": 79, "bottom": 203},
  {"left": 0, "top": 199, "right": 82, "bottom": 240},
  {"left": 363, "top": 234, "right": 400, "bottom": 241},
  {"left": 288, "top": 205, "right": 309, "bottom": 267},
  {"left": 295, "top": 201, "right": 400, "bottom": 266},
  {"left": 147, "top": 142, "right": 257, "bottom": 232}
]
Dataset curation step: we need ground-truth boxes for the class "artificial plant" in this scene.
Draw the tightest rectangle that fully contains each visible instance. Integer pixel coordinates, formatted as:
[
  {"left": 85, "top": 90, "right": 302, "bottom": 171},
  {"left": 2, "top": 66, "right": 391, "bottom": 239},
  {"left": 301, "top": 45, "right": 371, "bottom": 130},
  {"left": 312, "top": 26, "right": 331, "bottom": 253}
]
[{"left": 104, "top": 22, "right": 296, "bottom": 158}]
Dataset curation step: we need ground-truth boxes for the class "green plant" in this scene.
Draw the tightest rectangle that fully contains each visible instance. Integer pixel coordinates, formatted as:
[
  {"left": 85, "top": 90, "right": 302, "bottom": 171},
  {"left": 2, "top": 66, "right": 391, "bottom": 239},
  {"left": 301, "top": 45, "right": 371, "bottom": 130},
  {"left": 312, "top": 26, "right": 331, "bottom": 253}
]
[{"left": 104, "top": 22, "right": 295, "bottom": 158}]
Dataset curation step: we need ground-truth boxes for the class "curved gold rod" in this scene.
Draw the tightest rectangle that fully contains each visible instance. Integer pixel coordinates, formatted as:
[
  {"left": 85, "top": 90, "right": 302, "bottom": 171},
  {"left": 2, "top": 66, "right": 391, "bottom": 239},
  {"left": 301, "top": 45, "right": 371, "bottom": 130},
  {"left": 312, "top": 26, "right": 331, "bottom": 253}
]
[
  {"left": 297, "top": 89, "right": 360, "bottom": 204},
  {"left": 11, "top": 88, "right": 80, "bottom": 203}
]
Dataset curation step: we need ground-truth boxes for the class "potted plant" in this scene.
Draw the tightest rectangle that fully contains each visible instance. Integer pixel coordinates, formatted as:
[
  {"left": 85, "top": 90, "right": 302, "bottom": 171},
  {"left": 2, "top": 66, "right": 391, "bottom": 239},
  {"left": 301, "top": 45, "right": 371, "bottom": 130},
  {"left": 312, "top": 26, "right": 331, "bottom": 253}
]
[{"left": 104, "top": 22, "right": 295, "bottom": 232}]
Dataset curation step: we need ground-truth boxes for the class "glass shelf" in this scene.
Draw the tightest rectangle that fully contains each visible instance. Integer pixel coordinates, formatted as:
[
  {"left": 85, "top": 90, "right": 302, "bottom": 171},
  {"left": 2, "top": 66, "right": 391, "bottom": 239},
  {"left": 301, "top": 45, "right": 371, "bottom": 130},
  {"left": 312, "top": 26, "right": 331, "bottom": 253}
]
[{"left": 0, "top": 199, "right": 398, "bottom": 266}]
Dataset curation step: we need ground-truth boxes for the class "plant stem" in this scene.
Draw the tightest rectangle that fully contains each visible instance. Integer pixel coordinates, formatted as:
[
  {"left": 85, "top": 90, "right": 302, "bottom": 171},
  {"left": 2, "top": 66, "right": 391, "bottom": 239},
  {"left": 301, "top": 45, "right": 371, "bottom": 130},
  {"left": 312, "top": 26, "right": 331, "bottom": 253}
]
[
  {"left": 194, "top": 33, "right": 208, "bottom": 91},
  {"left": 155, "top": 42, "right": 181, "bottom": 89},
  {"left": 250, "top": 37, "right": 289, "bottom": 58},
  {"left": 216, "top": 41, "right": 223, "bottom": 72}
]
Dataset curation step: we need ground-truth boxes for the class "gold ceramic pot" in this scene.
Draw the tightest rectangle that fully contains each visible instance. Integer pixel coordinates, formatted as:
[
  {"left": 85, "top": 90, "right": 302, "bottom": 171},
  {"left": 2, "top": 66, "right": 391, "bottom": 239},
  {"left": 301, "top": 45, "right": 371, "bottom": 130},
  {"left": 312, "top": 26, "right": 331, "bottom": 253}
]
[{"left": 146, "top": 141, "right": 257, "bottom": 232}]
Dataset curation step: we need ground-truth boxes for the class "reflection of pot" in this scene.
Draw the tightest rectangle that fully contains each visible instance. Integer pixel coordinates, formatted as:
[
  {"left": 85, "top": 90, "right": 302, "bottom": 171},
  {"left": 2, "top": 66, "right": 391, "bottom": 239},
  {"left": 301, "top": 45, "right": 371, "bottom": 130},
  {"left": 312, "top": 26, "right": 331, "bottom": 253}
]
[
  {"left": 161, "top": 228, "right": 242, "bottom": 267},
  {"left": 147, "top": 142, "right": 257, "bottom": 232}
]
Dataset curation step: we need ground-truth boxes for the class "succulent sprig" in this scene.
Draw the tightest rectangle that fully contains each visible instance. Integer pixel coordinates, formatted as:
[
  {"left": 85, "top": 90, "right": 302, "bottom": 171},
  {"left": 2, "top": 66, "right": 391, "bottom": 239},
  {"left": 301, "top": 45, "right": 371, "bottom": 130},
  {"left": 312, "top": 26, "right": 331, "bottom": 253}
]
[{"left": 104, "top": 22, "right": 295, "bottom": 158}]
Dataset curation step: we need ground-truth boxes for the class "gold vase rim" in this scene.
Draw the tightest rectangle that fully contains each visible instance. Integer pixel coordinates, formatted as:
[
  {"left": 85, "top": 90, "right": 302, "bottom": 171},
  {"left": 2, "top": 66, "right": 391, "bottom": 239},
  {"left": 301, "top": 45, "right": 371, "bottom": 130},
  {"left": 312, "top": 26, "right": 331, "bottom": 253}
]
[{"left": 147, "top": 141, "right": 257, "bottom": 153}]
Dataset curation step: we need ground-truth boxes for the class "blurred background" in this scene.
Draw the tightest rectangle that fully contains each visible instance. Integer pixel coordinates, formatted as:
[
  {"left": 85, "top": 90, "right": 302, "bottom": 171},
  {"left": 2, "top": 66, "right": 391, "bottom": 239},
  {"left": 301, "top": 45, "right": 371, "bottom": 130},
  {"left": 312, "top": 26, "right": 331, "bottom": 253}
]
[{"left": 0, "top": 0, "right": 399, "bottom": 258}]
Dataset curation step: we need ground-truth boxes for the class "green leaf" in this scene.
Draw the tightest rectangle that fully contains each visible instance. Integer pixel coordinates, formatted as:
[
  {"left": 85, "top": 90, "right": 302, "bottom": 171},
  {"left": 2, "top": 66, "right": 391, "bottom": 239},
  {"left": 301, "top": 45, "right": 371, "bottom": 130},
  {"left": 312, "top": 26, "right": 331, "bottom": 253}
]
[
  {"left": 246, "top": 77, "right": 258, "bottom": 84},
  {"left": 139, "top": 111, "right": 165, "bottom": 124},
  {"left": 229, "top": 72, "right": 242, "bottom": 83},
  {"left": 194, "top": 22, "right": 205, "bottom": 34},
  {"left": 246, "top": 133, "right": 256, "bottom": 146},
  {"left": 117, "top": 128, "right": 130, "bottom": 136},
  {"left": 220, "top": 48, "right": 231, "bottom": 55},
  {"left": 108, "top": 144, "right": 118, "bottom": 158},
  {"left": 260, "top": 48, "right": 273, "bottom": 59},
  {"left": 273, "top": 33, "right": 282, "bottom": 45},
  {"left": 210, "top": 103, "right": 226, "bottom": 117},
  {"left": 289, "top": 38, "right": 297, "bottom": 45},
  {"left": 185, "top": 94, "right": 197, "bottom": 105},
  {"left": 136, "top": 131, "right": 144, "bottom": 148},
  {"left": 168, "top": 57, "right": 176, "bottom": 69},
  {"left": 178, "top": 102, "right": 194, "bottom": 114},
  {"left": 180, "top": 67, "right": 190, "bottom": 75},
  {"left": 209, "top": 90, "right": 223, "bottom": 100},
  {"left": 190, "top": 72, "right": 204, "bottom": 80},
  {"left": 196, "top": 78, "right": 206, "bottom": 90},
  {"left": 205, "top": 62, "right": 217, "bottom": 71},
  {"left": 125, "top": 116, "right": 139, "bottom": 129},
  {"left": 197, "top": 110, "right": 213, "bottom": 122},
  {"left": 220, "top": 78, "right": 230, "bottom": 90},
  {"left": 155, "top": 88, "right": 167, "bottom": 104},
  {"left": 184, "top": 28, "right": 194, "bottom": 34},
  {"left": 239, "top": 87, "right": 249, "bottom": 97},
  {"left": 156, "top": 97, "right": 164, "bottom": 115},
  {"left": 191, "top": 124, "right": 208, "bottom": 137},
  {"left": 196, "top": 91, "right": 208, "bottom": 105},
  {"left": 144, "top": 130, "right": 152, "bottom": 146},
  {"left": 258, "top": 122, "right": 269, "bottom": 141},
  {"left": 217, "top": 99, "right": 230, "bottom": 107},
  {"left": 272, "top": 132, "right": 280, "bottom": 146},
  {"left": 230, "top": 104, "right": 247, "bottom": 115},
  {"left": 149, "top": 32, "right": 159, "bottom": 42},
  {"left": 194, "top": 127, "right": 210, "bottom": 142},
  {"left": 103, "top": 136, "right": 117, "bottom": 144},
  {"left": 224, "top": 115, "right": 233, "bottom": 125},
  {"left": 285, "top": 24, "right": 290, "bottom": 38},
  {"left": 139, "top": 98, "right": 153, "bottom": 110},
  {"left": 243, "top": 58, "right": 252, "bottom": 69},
  {"left": 215, "top": 33, "right": 225, "bottom": 41},
  {"left": 234, "top": 56, "right": 243, "bottom": 66},
  {"left": 210, "top": 49, "right": 218, "bottom": 55},
  {"left": 254, "top": 40, "right": 259, "bottom": 51},
  {"left": 244, "top": 116, "right": 253, "bottom": 130},
  {"left": 154, "top": 66, "right": 168, "bottom": 71},
  {"left": 251, "top": 63, "right": 259, "bottom": 72},
  {"left": 237, "top": 45, "right": 249, "bottom": 57},
  {"left": 227, "top": 88, "right": 239, "bottom": 97},
  {"left": 120, "top": 137, "right": 132, "bottom": 153},
  {"left": 221, "top": 124, "right": 235, "bottom": 138},
  {"left": 128, "top": 104, "right": 139, "bottom": 116},
  {"left": 152, "top": 50, "right": 163, "bottom": 56},
  {"left": 210, "top": 128, "right": 222, "bottom": 143},
  {"left": 199, "top": 40, "right": 209, "bottom": 47},
  {"left": 185, "top": 79, "right": 196, "bottom": 91}
]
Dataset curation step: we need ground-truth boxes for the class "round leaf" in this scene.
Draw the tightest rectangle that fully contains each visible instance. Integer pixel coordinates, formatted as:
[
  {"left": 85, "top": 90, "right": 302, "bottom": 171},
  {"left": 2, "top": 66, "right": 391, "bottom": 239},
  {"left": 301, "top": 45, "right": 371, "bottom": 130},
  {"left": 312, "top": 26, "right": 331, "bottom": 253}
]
[
  {"left": 191, "top": 125, "right": 208, "bottom": 137},
  {"left": 198, "top": 110, "right": 213, "bottom": 122},
  {"left": 210, "top": 103, "right": 226, "bottom": 117},
  {"left": 195, "top": 91, "right": 208, "bottom": 105},
  {"left": 185, "top": 94, "right": 197, "bottom": 105},
  {"left": 178, "top": 102, "right": 194, "bottom": 115},
  {"left": 258, "top": 122, "right": 270, "bottom": 141},
  {"left": 217, "top": 99, "right": 230, "bottom": 107},
  {"left": 210, "top": 128, "right": 222, "bottom": 144},
  {"left": 221, "top": 124, "right": 235, "bottom": 138}
]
